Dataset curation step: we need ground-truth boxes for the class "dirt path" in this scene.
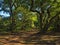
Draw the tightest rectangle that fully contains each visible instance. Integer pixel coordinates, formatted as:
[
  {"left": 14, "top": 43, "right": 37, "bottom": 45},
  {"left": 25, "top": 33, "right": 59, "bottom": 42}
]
[
  {"left": 0, "top": 35, "right": 60, "bottom": 45},
  {"left": 0, "top": 32, "right": 60, "bottom": 45}
]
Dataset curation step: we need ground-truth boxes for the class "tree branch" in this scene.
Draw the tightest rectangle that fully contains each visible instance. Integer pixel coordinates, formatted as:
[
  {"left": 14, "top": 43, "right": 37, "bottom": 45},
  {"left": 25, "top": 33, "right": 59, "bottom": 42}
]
[
  {"left": 47, "top": 6, "right": 51, "bottom": 18},
  {"left": 30, "top": 0, "right": 40, "bottom": 14},
  {"left": 43, "top": 12, "right": 60, "bottom": 32},
  {"left": 30, "top": 0, "right": 44, "bottom": 31}
]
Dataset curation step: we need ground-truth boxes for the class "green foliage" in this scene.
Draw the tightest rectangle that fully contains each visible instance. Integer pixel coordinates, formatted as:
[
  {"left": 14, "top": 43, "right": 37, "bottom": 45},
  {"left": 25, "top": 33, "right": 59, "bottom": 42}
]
[
  {"left": 0, "top": 0, "right": 60, "bottom": 33},
  {"left": 15, "top": 6, "right": 38, "bottom": 31}
]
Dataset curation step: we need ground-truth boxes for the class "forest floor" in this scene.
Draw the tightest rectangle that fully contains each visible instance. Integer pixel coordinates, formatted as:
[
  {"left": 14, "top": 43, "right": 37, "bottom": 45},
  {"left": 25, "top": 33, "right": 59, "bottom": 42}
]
[{"left": 0, "top": 31, "right": 60, "bottom": 45}]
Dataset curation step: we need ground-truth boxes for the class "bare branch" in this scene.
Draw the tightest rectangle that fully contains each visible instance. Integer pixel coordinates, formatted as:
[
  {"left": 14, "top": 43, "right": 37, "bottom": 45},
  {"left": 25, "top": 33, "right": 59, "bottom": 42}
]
[{"left": 43, "top": 12, "right": 60, "bottom": 31}]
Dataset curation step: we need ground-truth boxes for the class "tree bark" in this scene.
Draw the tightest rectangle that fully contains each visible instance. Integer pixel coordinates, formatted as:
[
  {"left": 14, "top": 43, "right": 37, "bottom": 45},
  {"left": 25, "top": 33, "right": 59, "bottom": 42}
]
[{"left": 8, "top": 0, "right": 16, "bottom": 32}]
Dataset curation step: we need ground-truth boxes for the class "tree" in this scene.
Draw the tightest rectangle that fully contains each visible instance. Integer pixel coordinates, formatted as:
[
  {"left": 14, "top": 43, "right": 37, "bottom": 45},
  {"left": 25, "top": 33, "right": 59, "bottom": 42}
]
[
  {"left": 3, "top": 0, "right": 38, "bottom": 32},
  {"left": 28, "top": 0, "right": 60, "bottom": 34},
  {"left": 4, "top": 0, "right": 18, "bottom": 32},
  {"left": 0, "top": 0, "right": 60, "bottom": 34}
]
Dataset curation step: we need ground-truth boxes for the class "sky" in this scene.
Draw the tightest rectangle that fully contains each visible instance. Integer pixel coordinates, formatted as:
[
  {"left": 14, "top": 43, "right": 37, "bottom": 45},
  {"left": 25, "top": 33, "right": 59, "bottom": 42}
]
[
  {"left": 0, "top": 10, "right": 10, "bottom": 17},
  {"left": 0, "top": 0, "right": 10, "bottom": 17}
]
